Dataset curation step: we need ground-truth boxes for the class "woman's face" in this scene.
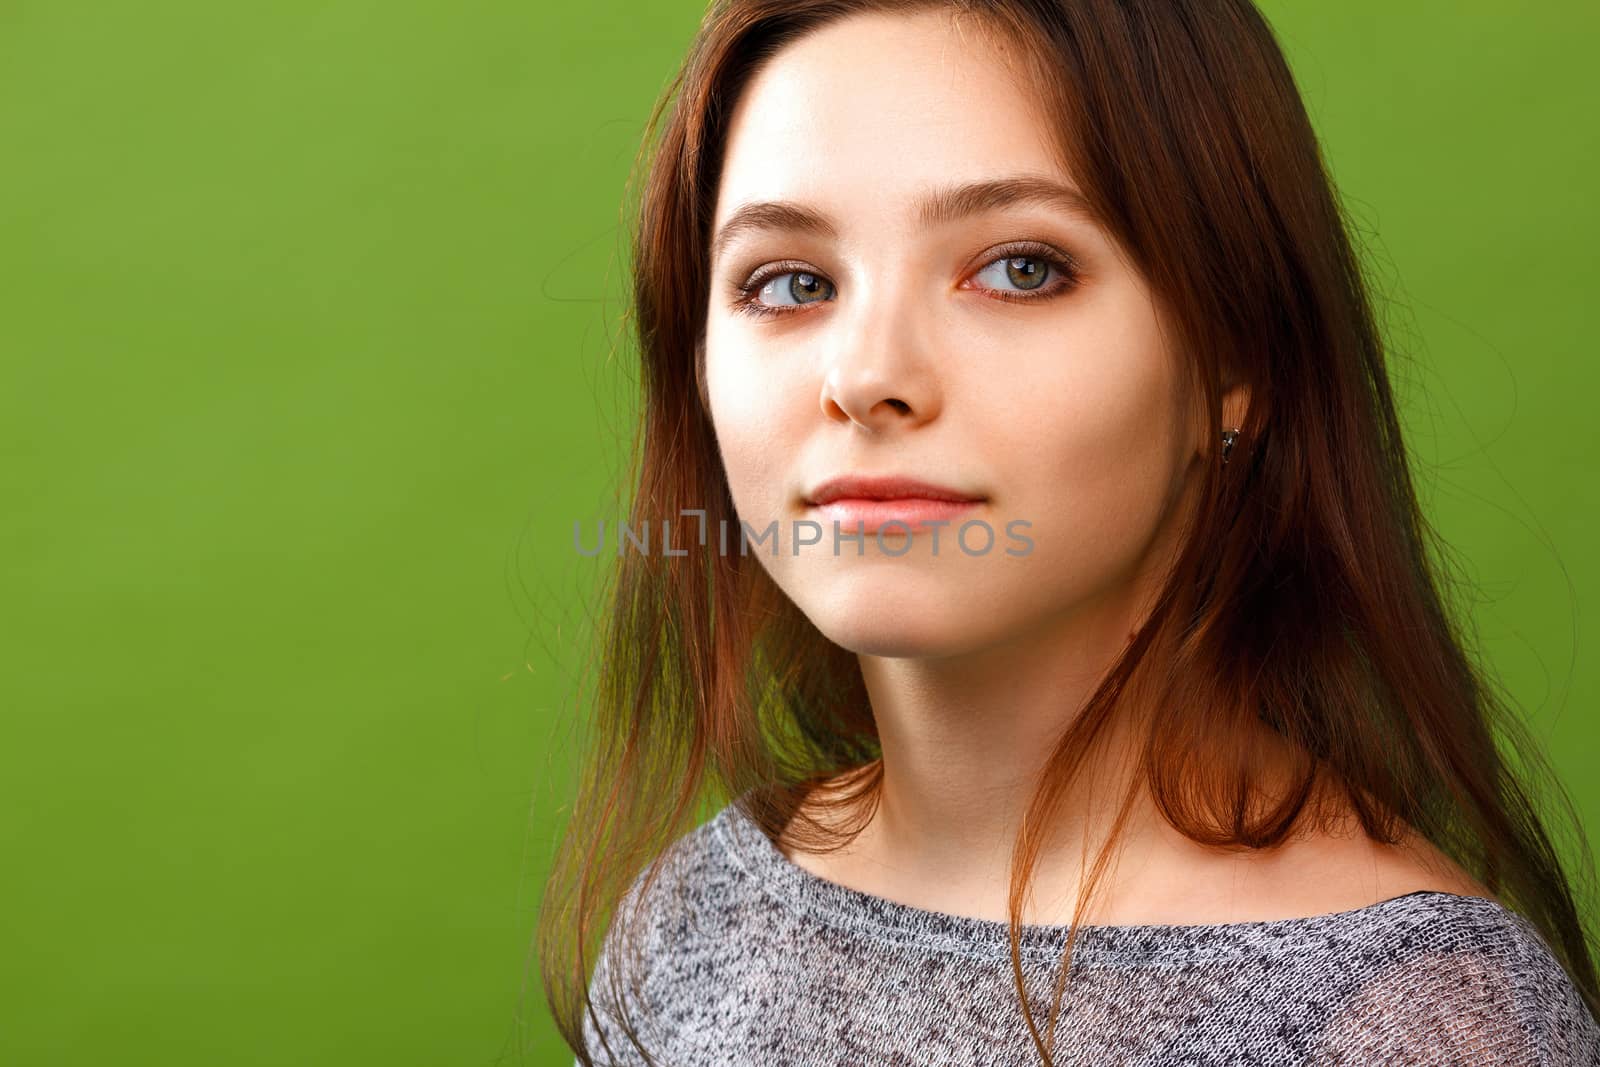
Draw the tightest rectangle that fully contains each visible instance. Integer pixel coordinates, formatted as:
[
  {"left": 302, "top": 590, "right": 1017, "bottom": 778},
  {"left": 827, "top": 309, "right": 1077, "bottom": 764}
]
[{"left": 704, "top": 9, "right": 1216, "bottom": 659}]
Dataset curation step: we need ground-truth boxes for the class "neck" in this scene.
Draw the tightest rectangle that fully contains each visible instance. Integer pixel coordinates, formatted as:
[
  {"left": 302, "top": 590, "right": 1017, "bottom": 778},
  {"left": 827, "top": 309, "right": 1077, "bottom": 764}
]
[{"left": 796, "top": 594, "right": 1168, "bottom": 923}]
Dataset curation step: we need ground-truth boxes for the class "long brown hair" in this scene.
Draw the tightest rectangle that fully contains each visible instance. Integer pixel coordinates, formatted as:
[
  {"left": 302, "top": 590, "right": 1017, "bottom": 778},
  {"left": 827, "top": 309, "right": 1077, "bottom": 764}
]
[{"left": 533, "top": 1, "right": 1599, "bottom": 1062}]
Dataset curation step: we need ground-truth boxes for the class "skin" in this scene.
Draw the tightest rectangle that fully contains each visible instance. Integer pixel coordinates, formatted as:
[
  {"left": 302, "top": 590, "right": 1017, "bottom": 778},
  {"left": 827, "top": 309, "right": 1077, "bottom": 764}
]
[{"left": 702, "top": 9, "right": 1486, "bottom": 926}]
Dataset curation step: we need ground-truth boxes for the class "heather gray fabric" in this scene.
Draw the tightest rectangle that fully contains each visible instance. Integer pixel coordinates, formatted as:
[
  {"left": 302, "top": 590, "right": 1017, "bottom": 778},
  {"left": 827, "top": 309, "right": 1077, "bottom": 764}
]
[{"left": 575, "top": 794, "right": 1600, "bottom": 1066}]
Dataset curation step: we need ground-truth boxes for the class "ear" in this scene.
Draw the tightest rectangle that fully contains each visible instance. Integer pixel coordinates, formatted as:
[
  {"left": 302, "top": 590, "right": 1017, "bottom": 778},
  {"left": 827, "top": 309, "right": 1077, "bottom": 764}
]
[
  {"left": 1193, "top": 379, "right": 1252, "bottom": 459},
  {"left": 1221, "top": 380, "right": 1251, "bottom": 434},
  {"left": 1213, "top": 380, "right": 1252, "bottom": 465}
]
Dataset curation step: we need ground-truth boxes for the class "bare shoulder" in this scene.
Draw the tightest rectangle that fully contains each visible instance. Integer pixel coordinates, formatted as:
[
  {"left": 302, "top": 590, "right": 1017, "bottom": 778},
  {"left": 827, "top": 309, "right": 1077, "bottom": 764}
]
[
  {"left": 1101, "top": 812, "right": 1497, "bottom": 926},
  {"left": 1370, "top": 821, "right": 1498, "bottom": 900},
  {"left": 1220, "top": 743, "right": 1498, "bottom": 915},
  {"left": 1257, "top": 813, "right": 1498, "bottom": 917}
]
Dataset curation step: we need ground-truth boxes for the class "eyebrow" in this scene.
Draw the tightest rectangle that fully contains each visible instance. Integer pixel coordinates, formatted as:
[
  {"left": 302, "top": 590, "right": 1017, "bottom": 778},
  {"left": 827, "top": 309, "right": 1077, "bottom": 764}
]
[{"left": 709, "top": 175, "right": 1099, "bottom": 267}]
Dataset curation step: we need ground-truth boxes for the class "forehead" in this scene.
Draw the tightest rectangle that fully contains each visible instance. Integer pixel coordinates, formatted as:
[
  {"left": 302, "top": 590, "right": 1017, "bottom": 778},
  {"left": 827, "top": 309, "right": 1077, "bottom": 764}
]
[{"left": 713, "top": 10, "right": 1071, "bottom": 230}]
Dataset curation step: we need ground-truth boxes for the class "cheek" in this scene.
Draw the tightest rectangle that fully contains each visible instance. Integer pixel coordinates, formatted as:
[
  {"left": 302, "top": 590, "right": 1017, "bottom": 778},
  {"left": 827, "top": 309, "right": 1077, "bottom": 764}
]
[
  {"left": 971, "top": 317, "right": 1190, "bottom": 584},
  {"left": 1026, "top": 357, "right": 1180, "bottom": 493},
  {"left": 705, "top": 330, "right": 803, "bottom": 521}
]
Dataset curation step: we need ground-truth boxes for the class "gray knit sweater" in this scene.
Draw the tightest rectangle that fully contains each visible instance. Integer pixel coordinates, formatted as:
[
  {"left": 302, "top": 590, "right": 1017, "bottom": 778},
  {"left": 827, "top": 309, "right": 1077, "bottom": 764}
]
[{"left": 575, "top": 795, "right": 1600, "bottom": 1065}]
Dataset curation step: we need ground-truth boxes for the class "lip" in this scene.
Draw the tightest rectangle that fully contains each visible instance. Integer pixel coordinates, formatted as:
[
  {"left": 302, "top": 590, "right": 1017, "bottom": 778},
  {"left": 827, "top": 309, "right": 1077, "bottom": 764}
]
[
  {"left": 804, "top": 475, "right": 985, "bottom": 507},
  {"left": 803, "top": 474, "right": 987, "bottom": 534}
]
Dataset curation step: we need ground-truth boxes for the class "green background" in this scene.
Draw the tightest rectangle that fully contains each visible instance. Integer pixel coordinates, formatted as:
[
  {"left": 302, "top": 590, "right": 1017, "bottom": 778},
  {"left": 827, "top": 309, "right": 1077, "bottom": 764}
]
[{"left": 2, "top": 2, "right": 1594, "bottom": 1063}]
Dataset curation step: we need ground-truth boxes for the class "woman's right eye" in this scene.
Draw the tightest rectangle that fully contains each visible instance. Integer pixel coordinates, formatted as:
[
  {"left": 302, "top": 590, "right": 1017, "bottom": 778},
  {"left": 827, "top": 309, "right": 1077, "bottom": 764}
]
[{"left": 732, "top": 266, "right": 835, "bottom": 319}]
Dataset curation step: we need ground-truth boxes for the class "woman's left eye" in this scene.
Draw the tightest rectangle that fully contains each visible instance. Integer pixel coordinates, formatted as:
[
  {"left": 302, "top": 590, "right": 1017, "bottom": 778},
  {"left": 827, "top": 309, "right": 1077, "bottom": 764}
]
[{"left": 966, "top": 247, "right": 1080, "bottom": 301}]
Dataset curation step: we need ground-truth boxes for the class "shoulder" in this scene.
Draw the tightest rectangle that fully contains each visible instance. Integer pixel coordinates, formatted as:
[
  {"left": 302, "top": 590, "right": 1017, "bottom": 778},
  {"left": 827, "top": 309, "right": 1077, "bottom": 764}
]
[
  {"left": 605, "top": 806, "right": 741, "bottom": 953},
  {"left": 1309, "top": 892, "right": 1599, "bottom": 1066},
  {"left": 590, "top": 799, "right": 767, "bottom": 986},
  {"left": 1212, "top": 808, "right": 1498, "bottom": 921},
  {"left": 1510, "top": 922, "right": 1600, "bottom": 1067},
  {"left": 579, "top": 808, "right": 741, "bottom": 1062}
]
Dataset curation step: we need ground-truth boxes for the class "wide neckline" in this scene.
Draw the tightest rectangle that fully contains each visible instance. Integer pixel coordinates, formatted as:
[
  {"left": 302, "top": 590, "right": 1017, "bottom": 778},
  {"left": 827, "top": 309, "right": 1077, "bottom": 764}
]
[{"left": 711, "top": 795, "right": 1512, "bottom": 965}]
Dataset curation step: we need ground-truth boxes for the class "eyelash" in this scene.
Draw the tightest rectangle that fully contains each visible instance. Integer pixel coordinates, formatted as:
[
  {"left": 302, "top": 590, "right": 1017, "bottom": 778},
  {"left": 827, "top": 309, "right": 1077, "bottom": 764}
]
[{"left": 727, "top": 240, "right": 1082, "bottom": 320}]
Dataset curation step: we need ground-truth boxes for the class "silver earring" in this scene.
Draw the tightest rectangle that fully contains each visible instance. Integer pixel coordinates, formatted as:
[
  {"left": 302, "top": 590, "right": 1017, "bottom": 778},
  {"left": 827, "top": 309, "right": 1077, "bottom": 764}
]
[{"left": 1220, "top": 427, "right": 1239, "bottom": 464}]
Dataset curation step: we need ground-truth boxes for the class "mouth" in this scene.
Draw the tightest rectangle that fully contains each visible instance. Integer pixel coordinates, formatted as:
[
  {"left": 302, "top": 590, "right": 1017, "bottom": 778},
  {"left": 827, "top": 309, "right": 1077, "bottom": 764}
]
[{"left": 802, "top": 474, "right": 987, "bottom": 534}]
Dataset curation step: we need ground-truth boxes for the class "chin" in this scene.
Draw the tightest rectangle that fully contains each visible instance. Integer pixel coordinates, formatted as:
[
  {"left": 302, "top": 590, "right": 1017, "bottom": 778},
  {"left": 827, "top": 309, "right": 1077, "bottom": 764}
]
[
  {"left": 813, "top": 620, "right": 964, "bottom": 659},
  {"left": 794, "top": 578, "right": 1015, "bottom": 660}
]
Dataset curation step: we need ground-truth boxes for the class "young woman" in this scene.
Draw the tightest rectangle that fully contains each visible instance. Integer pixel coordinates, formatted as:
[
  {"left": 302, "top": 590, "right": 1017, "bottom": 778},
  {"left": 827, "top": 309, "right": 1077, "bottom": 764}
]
[{"left": 540, "top": 1, "right": 1600, "bottom": 1063}]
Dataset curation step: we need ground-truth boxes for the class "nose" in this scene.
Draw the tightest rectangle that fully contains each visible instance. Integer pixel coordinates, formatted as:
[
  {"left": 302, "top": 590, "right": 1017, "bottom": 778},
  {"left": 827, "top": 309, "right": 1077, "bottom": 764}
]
[{"left": 818, "top": 277, "right": 943, "bottom": 433}]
